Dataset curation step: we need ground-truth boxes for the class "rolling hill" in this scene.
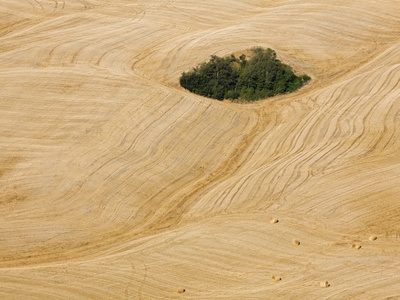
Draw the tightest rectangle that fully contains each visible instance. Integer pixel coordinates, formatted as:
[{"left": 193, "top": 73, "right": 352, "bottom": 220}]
[{"left": 0, "top": 0, "right": 399, "bottom": 299}]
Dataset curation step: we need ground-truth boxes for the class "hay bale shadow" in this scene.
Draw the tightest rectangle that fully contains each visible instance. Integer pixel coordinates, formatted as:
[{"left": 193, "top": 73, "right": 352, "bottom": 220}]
[
  {"left": 272, "top": 275, "right": 282, "bottom": 282},
  {"left": 320, "top": 281, "right": 330, "bottom": 288},
  {"left": 292, "top": 239, "right": 301, "bottom": 246},
  {"left": 369, "top": 235, "right": 377, "bottom": 241},
  {"left": 270, "top": 218, "right": 279, "bottom": 224}
]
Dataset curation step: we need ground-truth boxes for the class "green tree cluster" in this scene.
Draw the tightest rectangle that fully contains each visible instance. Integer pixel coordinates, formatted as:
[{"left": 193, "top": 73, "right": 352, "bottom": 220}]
[{"left": 180, "top": 47, "right": 310, "bottom": 101}]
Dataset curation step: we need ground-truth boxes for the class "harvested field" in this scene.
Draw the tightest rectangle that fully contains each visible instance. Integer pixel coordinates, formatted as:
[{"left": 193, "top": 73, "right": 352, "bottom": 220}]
[{"left": 0, "top": 0, "right": 400, "bottom": 299}]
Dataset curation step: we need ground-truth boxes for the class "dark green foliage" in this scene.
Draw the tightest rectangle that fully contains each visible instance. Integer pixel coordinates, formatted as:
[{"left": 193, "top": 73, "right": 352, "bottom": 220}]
[{"left": 180, "top": 47, "right": 310, "bottom": 101}]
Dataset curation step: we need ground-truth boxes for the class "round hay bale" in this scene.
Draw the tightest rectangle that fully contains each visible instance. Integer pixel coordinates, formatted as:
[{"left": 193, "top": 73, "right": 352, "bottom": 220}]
[
  {"left": 176, "top": 287, "right": 186, "bottom": 294},
  {"left": 272, "top": 275, "right": 282, "bottom": 282},
  {"left": 292, "top": 239, "right": 301, "bottom": 246},
  {"left": 369, "top": 235, "right": 377, "bottom": 241},
  {"left": 320, "top": 281, "right": 330, "bottom": 288},
  {"left": 352, "top": 243, "right": 361, "bottom": 250},
  {"left": 270, "top": 218, "right": 279, "bottom": 224}
]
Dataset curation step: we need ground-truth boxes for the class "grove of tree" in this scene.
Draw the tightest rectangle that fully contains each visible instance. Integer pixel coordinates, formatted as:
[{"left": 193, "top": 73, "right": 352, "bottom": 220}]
[{"left": 180, "top": 47, "right": 310, "bottom": 101}]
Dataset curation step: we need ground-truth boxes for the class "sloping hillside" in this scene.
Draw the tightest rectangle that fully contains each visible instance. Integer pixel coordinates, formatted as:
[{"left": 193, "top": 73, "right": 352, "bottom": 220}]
[{"left": 0, "top": 1, "right": 399, "bottom": 299}]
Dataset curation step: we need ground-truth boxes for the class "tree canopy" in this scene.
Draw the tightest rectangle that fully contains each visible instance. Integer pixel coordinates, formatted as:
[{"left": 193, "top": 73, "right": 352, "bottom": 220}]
[{"left": 180, "top": 47, "right": 310, "bottom": 101}]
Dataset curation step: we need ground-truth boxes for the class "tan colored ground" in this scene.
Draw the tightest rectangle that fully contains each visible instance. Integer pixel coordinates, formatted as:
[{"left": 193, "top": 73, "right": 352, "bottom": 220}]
[{"left": 0, "top": 0, "right": 400, "bottom": 299}]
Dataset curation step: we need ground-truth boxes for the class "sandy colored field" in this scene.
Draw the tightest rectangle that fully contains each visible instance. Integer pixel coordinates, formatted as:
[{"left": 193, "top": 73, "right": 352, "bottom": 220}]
[{"left": 1, "top": 0, "right": 400, "bottom": 299}]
